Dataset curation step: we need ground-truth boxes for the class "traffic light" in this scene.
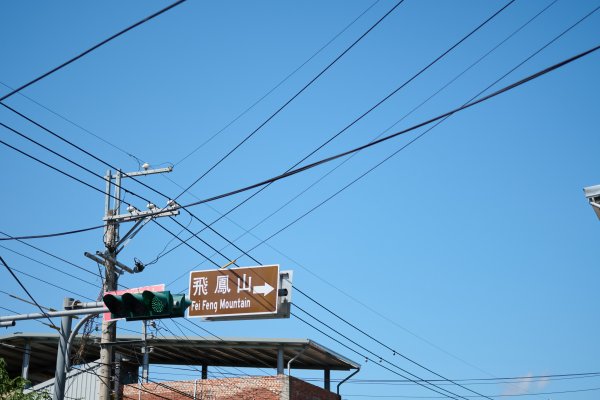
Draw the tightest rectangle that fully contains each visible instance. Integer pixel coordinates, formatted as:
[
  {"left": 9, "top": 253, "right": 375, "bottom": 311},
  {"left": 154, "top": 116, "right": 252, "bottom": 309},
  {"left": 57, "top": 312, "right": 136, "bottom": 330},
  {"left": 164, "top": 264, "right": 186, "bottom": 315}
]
[
  {"left": 171, "top": 293, "right": 192, "bottom": 318},
  {"left": 103, "top": 290, "right": 191, "bottom": 321}
]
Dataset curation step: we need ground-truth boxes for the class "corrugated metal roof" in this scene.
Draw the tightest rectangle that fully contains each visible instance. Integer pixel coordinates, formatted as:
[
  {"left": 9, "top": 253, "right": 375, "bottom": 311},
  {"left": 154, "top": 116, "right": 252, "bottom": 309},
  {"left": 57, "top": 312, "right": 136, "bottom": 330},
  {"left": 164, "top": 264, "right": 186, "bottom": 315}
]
[{"left": 0, "top": 333, "right": 359, "bottom": 384}]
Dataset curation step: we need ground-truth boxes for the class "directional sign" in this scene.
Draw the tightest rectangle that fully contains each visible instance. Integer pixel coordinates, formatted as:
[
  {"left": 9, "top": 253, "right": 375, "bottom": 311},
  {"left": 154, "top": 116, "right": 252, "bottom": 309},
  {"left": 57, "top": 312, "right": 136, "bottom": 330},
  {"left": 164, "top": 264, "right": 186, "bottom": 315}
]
[
  {"left": 103, "top": 284, "right": 165, "bottom": 321},
  {"left": 188, "top": 265, "right": 279, "bottom": 318}
]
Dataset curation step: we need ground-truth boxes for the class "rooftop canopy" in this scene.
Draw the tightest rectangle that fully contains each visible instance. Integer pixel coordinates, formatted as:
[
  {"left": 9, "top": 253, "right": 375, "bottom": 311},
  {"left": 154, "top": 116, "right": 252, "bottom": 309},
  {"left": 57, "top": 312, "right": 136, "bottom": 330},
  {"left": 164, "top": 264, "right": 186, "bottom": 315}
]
[{"left": 0, "top": 333, "right": 360, "bottom": 384}]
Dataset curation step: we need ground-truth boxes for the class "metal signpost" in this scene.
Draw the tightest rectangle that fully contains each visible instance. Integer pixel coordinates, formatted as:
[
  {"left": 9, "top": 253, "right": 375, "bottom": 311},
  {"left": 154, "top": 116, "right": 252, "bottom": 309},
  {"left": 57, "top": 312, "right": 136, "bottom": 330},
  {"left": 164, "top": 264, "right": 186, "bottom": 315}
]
[{"left": 188, "top": 265, "right": 281, "bottom": 319}]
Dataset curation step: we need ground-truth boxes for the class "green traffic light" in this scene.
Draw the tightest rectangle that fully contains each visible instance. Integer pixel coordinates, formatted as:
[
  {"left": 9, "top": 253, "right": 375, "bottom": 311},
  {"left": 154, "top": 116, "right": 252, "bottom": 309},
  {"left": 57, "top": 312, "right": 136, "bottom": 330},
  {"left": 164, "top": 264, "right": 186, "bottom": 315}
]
[
  {"left": 142, "top": 291, "right": 172, "bottom": 317},
  {"left": 103, "top": 294, "right": 127, "bottom": 319},
  {"left": 102, "top": 290, "right": 192, "bottom": 321}
]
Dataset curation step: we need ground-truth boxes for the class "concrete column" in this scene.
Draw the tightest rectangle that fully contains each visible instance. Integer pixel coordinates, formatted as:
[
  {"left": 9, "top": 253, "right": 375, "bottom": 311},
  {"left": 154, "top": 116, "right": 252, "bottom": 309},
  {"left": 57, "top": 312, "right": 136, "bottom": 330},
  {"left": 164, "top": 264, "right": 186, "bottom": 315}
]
[
  {"left": 277, "top": 346, "right": 284, "bottom": 375},
  {"left": 21, "top": 341, "right": 31, "bottom": 387},
  {"left": 324, "top": 369, "right": 331, "bottom": 391}
]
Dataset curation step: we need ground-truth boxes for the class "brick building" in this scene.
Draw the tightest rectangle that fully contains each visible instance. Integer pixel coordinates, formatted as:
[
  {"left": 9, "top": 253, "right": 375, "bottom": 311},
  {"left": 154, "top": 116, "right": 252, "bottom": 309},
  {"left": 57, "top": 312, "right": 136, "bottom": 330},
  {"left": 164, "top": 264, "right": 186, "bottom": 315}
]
[
  {"left": 1, "top": 333, "right": 360, "bottom": 399},
  {"left": 124, "top": 376, "right": 341, "bottom": 400}
]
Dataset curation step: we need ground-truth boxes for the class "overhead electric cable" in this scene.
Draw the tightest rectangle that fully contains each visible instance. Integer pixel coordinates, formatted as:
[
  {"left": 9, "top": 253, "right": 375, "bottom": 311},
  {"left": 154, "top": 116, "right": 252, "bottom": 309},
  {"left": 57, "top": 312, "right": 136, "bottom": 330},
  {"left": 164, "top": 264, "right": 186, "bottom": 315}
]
[
  {"left": 1, "top": 113, "right": 251, "bottom": 273},
  {"left": 17, "top": 35, "right": 593, "bottom": 252},
  {"left": 1, "top": 102, "right": 258, "bottom": 267},
  {"left": 338, "top": 371, "right": 600, "bottom": 386},
  {"left": 2, "top": 128, "right": 478, "bottom": 396},
  {"left": 174, "top": 0, "right": 381, "bottom": 167},
  {"left": 204, "top": 0, "right": 593, "bottom": 331},
  {"left": 0, "top": 244, "right": 99, "bottom": 287},
  {"left": 244, "top": 0, "right": 600, "bottom": 258},
  {"left": 0, "top": 231, "right": 99, "bottom": 276},
  {"left": 159, "top": 25, "right": 600, "bottom": 396},
  {"left": 292, "top": 312, "right": 463, "bottom": 400},
  {"left": 293, "top": 287, "right": 493, "bottom": 399},
  {"left": 152, "top": 220, "right": 221, "bottom": 269},
  {"left": 292, "top": 305, "right": 492, "bottom": 400},
  {"left": 0, "top": 305, "right": 57, "bottom": 330},
  {"left": 4, "top": 264, "right": 92, "bottom": 301},
  {"left": 2, "top": 17, "right": 596, "bottom": 398},
  {"left": 277, "top": 0, "right": 515, "bottom": 178},
  {"left": 172, "top": 0, "right": 406, "bottom": 201},
  {"left": 0, "top": 256, "right": 57, "bottom": 328},
  {"left": 204, "top": 15, "right": 600, "bottom": 388},
  {"left": 0, "top": 135, "right": 122, "bottom": 202},
  {"left": 2, "top": 40, "right": 597, "bottom": 265},
  {"left": 150, "top": 8, "right": 563, "bottom": 376},
  {"left": 0, "top": 224, "right": 104, "bottom": 241},
  {"left": 0, "top": 80, "right": 142, "bottom": 166},
  {"left": 0, "top": 0, "right": 186, "bottom": 102},
  {"left": 160, "top": 42, "right": 600, "bottom": 214},
  {"left": 1, "top": 120, "right": 273, "bottom": 309},
  {"left": 342, "top": 386, "right": 600, "bottom": 398},
  {"left": 151, "top": 0, "right": 517, "bottom": 262}
]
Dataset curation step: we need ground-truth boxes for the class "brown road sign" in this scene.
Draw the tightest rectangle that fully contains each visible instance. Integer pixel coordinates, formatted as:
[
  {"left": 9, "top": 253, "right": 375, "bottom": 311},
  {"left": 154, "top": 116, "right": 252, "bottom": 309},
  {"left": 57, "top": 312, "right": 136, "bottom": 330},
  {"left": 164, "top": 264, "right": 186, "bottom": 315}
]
[{"left": 188, "top": 265, "right": 279, "bottom": 318}]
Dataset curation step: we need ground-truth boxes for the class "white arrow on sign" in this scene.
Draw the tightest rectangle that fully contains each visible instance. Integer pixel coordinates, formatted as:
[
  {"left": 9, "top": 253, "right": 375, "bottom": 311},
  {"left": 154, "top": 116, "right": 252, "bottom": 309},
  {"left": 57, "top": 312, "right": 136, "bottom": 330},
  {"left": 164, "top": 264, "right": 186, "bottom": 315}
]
[{"left": 253, "top": 282, "right": 274, "bottom": 296}]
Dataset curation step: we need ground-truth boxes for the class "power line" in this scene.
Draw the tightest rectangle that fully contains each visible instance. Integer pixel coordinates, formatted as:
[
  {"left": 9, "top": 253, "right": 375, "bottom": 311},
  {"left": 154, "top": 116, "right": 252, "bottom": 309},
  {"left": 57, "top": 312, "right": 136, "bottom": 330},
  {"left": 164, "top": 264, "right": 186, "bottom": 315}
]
[
  {"left": 152, "top": 220, "right": 221, "bottom": 269},
  {"left": 0, "top": 231, "right": 97, "bottom": 276},
  {"left": 342, "top": 386, "right": 600, "bottom": 398},
  {"left": 7, "top": 34, "right": 591, "bottom": 400},
  {"left": 241, "top": 0, "right": 600, "bottom": 261},
  {"left": 0, "top": 244, "right": 100, "bottom": 287},
  {"left": 0, "top": 231, "right": 99, "bottom": 276},
  {"left": 292, "top": 312, "right": 463, "bottom": 400},
  {"left": 0, "top": 115, "right": 248, "bottom": 272},
  {"left": 173, "top": 0, "right": 381, "bottom": 167},
  {"left": 10, "top": 18, "right": 562, "bottom": 256},
  {"left": 0, "top": 80, "right": 142, "bottom": 166},
  {"left": 0, "top": 256, "right": 57, "bottom": 329},
  {"left": 0, "top": 0, "right": 186, "bottom": 102},
  {"left": 151, "top": 0, "right": 516, "bottom": 265},
  {"left": 152, "top": 22, "right": 600, "bottom": 400},
  {"left": 292, "top": 305, "right": 493, "bottom": 400},
  {"left": 4, "top": 263, "right": 93, "bottom": 301},
  {"left": 2, "top": 101, "right": 271, "bottom": 310},
  {"left": 6, "top": 42, "right": 597, "bottom": 245},
  {"left": 194, "top": 12, "right": 600, "bottom": 389},
  {"left": 2, "top": 40, "right": 596, "bottom": 399},
  {"left": 1, "top": 13, "right": 596, "bottom": 400},
  {"left": 0, "top": 302, "right": 58, "bottom": 331},
  {"left": 1, "top": 94, "right": 261, "bottom": 270},
  {"left": 0, "top": 224, "right": 104, "bottom": 241},
  {"left": 0, "top": 121, "right": 285, "bottom": 313},
  {"left": 172, "top": 0, "right": 406, "bottom": 201},
  {"left": 340, "top": 372, "right": 600, "bottom": 386},
  {"left": 0, "top": 119, "right": 151, "bottom": 209},
  {"left": 293, "top": 287, "right": 492, "bottom": 399},
  {"left": 161, "top": 42, "right": 600, "bottom": 215},
  {"left": 0, "top": 135, "right": 117, "bottom": 201}
]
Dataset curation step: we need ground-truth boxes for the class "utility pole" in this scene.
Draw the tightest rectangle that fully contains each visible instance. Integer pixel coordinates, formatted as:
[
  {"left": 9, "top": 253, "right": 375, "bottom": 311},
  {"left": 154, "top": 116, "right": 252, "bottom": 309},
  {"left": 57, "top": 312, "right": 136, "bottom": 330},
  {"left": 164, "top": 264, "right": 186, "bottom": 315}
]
[
  {"left": 98, "top": 169, "right": 119, "bottom": 400},
  {"left": 97, "top": 166, "right": 177, "bottom": 400}
]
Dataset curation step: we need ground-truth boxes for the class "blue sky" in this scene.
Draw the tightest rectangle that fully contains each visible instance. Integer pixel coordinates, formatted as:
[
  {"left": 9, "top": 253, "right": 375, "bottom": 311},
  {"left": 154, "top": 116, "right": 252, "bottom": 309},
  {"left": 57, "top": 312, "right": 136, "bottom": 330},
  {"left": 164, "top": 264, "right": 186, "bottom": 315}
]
[{"left": 1, "top": 1, "right": 599, "bottom": 398}]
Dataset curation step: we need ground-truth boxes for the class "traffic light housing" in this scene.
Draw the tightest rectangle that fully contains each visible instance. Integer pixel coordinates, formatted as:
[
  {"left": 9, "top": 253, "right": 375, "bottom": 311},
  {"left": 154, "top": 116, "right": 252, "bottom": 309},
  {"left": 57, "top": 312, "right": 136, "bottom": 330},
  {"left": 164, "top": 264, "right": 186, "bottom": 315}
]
[{"left": 103, "top": 290, "right": 191, "bottom": 321}]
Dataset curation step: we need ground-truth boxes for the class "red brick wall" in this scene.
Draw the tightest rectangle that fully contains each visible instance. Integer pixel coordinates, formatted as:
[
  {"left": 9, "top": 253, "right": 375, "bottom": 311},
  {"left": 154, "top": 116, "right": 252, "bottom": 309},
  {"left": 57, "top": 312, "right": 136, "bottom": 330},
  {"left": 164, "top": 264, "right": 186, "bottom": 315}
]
[
  {"left": 124, "top": 376, "right": 284, "bottom": 400},
  {"left": 123, "top": 376, "right": 340, "bottom": 400},
  {"left": 289, "top": 376, "right": 340, "bottom": 400}
]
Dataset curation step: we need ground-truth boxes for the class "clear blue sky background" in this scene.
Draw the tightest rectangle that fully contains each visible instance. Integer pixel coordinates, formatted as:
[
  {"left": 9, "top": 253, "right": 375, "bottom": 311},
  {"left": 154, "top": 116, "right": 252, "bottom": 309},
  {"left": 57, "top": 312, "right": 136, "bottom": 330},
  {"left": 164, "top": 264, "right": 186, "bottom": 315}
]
[{"left": 1, "top": 1, "right": 599, "bottom": 399}]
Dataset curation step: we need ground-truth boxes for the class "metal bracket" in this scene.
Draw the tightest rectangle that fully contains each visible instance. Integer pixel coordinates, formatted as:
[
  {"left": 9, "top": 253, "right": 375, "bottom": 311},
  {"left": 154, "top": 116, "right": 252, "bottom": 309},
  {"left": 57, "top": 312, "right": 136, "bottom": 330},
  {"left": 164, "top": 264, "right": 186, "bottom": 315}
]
[
  {"left": 103, "top": 207, "right": 179, "bottom": 223},
  {"left": 111, "top": 166, "right": 172, "bottom": 179}
]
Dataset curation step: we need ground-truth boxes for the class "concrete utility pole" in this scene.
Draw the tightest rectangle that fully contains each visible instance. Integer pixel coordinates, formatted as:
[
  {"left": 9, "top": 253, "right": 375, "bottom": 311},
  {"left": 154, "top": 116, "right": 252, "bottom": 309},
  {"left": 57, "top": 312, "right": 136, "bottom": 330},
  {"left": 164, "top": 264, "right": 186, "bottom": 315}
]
[
  {"left": 99, "top": 169, "right": 119, "bottom": 400},
  {"left": 97, "top": 166, "right": 177, "bottom": 400}
]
